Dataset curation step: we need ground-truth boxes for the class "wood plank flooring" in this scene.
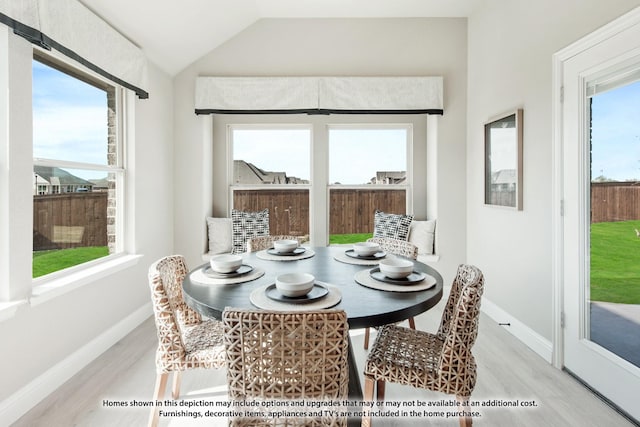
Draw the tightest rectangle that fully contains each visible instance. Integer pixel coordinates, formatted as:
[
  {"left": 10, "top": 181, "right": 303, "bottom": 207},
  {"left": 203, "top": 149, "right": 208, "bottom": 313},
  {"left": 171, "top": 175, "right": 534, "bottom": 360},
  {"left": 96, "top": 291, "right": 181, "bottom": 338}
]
[{"left": 12, "top": 303, "right": 636, "bottom": 427}]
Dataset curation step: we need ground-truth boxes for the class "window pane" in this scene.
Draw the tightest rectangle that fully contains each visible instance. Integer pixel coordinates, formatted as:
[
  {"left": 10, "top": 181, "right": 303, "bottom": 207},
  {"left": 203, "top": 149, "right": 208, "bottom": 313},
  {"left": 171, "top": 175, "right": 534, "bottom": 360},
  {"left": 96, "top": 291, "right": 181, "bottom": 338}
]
[
  {"left": 329, "top": 128, "right": 407, "bottom": 185},
  {"left": 232, "top": 128, "right": 310, "bottom": 184},
  {"left": 32, "top": 58, "right": 116, "bottom": 278},
  {"left": 32, "top": 60, "right": 109, "bottom": 165},
  {"left": 231, "top": 128, "right": 311, "bottom": 239},
  {"left": 589, "top": 79, "right": 640, "bottom": 368},
  {"left": 329, "top": 127, "right": 409, "bottom": 243}
]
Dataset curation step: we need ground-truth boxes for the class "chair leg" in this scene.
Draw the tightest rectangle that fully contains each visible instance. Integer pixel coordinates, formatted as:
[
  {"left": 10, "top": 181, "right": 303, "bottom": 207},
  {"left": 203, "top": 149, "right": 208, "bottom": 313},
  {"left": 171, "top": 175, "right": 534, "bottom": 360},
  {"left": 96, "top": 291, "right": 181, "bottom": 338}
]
[
  {"left": 456, "top": 395, "right": 472, "bottom": 427},
  {"left": 408, "top": 317, "right": 415, "bottom": 330},
  {"left": 362, "top": 375, "right": 375, "bottom": 427},
  {"left": 363, "top": 327, "right": 371, "bottom": 349},
  {"left": 149, "top": 372, "right": 169, "bottom": 427},
  {"left": 376, "top": 380, "right": 386, "bottom": 401},
  {"left": 172, "top": 371, "right": 182, "bottom": 399}
]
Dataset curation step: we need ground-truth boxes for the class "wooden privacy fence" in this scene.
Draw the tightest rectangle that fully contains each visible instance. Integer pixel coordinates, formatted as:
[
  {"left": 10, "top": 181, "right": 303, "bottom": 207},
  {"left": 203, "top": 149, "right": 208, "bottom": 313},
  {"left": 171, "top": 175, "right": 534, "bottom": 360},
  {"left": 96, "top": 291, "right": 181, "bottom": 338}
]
[
  {"left": 233, "top": 189, "right": 310, "bottom": 236},
  {"left": 33, "top": 192, "right": 108, "bottom": 251},
  {"left": 591, "top": 182, "right": 640, "bottom": 223},
  {"left": 233, "top": 188, "right": 407, "bottom": 236},
  {"left": 329, "top": 188, "right": 406, "bottom": 234}
]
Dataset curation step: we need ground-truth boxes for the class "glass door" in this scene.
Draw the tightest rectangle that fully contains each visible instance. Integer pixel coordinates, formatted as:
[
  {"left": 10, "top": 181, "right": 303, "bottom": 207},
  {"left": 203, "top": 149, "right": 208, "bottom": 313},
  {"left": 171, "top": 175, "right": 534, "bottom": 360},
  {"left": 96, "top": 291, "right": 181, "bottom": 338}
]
[
  {"left": 561, "top": 40, "right": 640, "bottom": 421},
  {"left": 589, "top": 80, "right": 640, "bottom": 371}
]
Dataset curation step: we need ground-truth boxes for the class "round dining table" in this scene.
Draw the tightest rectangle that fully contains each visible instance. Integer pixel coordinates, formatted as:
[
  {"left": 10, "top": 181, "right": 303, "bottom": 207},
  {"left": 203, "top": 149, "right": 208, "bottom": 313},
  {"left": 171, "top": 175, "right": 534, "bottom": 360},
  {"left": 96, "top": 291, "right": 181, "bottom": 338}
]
[{"left": 182, "top": 245, "right": 443, "bottom": 422}]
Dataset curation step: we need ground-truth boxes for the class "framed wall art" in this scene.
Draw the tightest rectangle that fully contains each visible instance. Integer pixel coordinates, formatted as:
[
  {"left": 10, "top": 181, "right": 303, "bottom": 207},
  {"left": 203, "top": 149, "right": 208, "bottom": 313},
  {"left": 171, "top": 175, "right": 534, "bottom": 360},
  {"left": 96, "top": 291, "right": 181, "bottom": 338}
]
[{"left": 484, "top": 108, "right": 523, "bottom": 210}]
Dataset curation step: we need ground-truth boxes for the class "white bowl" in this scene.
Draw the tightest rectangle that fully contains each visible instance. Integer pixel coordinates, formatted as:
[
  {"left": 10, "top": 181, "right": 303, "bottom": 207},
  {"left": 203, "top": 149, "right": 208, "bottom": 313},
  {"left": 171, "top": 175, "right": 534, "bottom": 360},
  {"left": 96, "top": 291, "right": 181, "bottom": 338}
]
[
  {"left": 353, "top": 241, "right": 381, "bottom": 256},
  {"left": 273, "top": 239, "right": 299, "bottom": 253},
  {"left": 275, "top": 273, "right": 315, "bottom": 297},
  {"left": 378, "top": 258, "right": 414, "bottom": 279},
  {"left": 209, "top": 254, "right": 243, "bottom": 273}
]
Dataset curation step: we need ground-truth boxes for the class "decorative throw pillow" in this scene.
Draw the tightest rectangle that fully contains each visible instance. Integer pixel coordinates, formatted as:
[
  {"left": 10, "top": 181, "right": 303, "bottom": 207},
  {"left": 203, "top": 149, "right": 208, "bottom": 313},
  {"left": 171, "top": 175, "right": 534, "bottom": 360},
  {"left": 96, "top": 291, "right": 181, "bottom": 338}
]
[
  {"left": 408, "top": 219, "right": 436, "bottom": 255},
  {"left": 231, "top": 209, "right": 270, "bottom": 254},
  {"left": 206, "top": 217, "right": 232, "bottom": 255},
  {"left": 373, "top": 209, "right": 413, "bottom": 241}
]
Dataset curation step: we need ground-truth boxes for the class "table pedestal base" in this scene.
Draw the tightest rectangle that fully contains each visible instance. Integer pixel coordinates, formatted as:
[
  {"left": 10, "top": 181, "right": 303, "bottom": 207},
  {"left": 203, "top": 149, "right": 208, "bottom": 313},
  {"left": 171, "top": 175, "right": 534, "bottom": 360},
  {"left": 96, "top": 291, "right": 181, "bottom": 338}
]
[{"left": 348, "top": 336, "right": 362, "bottom": 427}]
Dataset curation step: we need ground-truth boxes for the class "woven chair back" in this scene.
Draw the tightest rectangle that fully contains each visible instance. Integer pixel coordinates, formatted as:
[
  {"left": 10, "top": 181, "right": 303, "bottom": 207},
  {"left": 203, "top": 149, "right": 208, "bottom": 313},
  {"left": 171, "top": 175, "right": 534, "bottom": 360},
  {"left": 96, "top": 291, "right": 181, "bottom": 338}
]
[
  {"left": 150, "top": 255, "right": 202, "bottom": 329},
  {"left": 247, "top": 235, "right": 306, "bottom": 252},
  {"left": 366, "top": 237, "right": 418, "bottom": 260},
  {"left": 148, "top": 255, "right": 192, "bottom": 370},
  {"left": 223, "top": 308, "right": 349, "bottom": 426},
  {"left": 435, "top": 264, "right": 484, "bottom": 395}
]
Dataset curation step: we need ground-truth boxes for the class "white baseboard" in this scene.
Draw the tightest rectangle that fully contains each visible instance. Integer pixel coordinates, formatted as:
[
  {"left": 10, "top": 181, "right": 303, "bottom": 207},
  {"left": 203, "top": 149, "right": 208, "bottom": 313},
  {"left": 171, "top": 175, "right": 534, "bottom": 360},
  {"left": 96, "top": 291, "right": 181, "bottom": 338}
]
[
  {"left": 481, "top": 297, "right": 553, "bottom": 363},
  {"left": 0, "top": 302, "right": 152, "bottom": 426}
]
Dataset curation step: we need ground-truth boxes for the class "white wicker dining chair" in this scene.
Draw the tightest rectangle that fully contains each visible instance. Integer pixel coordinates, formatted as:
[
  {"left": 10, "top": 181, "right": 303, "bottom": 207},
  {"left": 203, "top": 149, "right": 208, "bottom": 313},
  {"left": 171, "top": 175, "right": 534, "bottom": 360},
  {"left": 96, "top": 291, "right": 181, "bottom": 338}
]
[
  {"left": 246, "top": 234, "right": 307, "bottom": 252},
  {"left": 363, "top": 237, "right": 419, "bottom": 349},
  {"left": 362, "top": 264, "right": 484, "bottom": 427},
  {"left": 222, "top": 308, "right": 350, "bottom": 427},
  {"left": 147, "top": 255, "right": 226, "bottom": 427}
]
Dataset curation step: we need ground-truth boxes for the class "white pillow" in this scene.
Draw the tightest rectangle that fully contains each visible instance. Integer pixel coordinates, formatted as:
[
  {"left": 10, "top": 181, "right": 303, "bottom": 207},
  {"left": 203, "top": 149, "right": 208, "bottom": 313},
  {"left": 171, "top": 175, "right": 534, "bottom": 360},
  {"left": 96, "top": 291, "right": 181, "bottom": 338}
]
[
  {"left": 206, "top": 217, "right": 232, "bottom": 255},
  {"left": 408, "top": 220, "right": 436, "bottom": 255}
]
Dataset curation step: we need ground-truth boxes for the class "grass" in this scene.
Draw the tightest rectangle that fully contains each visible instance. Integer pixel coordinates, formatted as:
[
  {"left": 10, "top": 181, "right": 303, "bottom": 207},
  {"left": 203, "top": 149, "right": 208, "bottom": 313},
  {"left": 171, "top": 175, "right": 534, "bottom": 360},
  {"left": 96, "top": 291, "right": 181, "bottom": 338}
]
[
  {"left": 590, "top": 220, "right": 640, "bottom": 304},
  {"left": 33, "top": 246, "right": 109, "bottom": 278},
  {"left": 329, "top": 233, "right": 373, "bottom": 245}
]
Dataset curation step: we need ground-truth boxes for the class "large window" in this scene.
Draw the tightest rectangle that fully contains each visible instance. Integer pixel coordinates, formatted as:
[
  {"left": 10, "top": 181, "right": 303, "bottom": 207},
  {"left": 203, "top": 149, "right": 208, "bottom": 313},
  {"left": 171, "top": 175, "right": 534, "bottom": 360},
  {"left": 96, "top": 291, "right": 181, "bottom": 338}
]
[
  {"left": 32, "top": 54, "right": 124, "bottom": 279},
  {"left": 220, "top": 116, "right": 420, "bottom": 246},
  {"left": 230, "top": 126, "right": 311, "bottom": 237},
  {"left": 328, "top": 125, "right": 411, "bottom": 243}
]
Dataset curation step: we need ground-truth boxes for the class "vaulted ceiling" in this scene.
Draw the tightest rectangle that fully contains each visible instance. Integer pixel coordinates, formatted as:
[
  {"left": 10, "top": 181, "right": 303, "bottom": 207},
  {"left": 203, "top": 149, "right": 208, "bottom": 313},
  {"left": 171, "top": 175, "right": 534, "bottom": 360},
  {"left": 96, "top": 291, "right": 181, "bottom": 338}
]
[{"left": 79, "top": 0, "right": 476, "bottom": 75}]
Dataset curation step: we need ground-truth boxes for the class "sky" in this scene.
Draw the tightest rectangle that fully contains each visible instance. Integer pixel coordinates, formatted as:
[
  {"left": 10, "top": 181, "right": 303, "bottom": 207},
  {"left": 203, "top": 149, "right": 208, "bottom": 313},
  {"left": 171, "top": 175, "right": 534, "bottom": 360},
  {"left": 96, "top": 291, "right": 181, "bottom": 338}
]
[
  {"left": 591, "top": 80, "right": 640, "bottom": 181},
  {"left": 486, "top": 125, "right": 516, "bottom": 173},
  {"left": 232, "top": 129, "right": 311, "bottom": 180},
  {"left": 32, "top": 60, "right": 108, "bottom": 180},
  {"left": 233, "top": 128, "right": 407, "bottom": 185}
]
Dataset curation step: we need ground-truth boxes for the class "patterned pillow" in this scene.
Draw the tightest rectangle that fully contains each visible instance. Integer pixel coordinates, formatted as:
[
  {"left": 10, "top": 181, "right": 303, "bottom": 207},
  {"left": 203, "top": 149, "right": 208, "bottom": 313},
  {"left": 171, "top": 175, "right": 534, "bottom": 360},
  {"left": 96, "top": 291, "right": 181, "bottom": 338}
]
[
  {"left": 231, "top": 209, "right": 270, "bottom": 254},
  {"left": 373, "top": 209, "right": 413, "bottom": 241}
]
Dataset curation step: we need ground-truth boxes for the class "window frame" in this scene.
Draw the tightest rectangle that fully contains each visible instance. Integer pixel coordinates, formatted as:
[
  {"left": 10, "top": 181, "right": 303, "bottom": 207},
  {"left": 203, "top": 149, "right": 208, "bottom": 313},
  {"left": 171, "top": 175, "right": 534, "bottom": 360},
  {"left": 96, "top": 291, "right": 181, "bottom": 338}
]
[
  {"left": 223, "top": 120, "right": 417, "bottom": 245},
  {"left": 227, "top": 123, "right": 313, "bottom": 237},
  {"left": 31, "top": 49, "right": 128, "bottom": 285}
]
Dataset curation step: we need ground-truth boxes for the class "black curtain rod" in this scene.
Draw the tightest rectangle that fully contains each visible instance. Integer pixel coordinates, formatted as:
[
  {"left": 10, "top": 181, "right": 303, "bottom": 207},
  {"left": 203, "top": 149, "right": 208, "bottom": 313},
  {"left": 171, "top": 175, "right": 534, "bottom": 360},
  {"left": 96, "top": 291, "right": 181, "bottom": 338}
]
[{"left": 195, "top": 108, "right": 444, "bottom": 116}]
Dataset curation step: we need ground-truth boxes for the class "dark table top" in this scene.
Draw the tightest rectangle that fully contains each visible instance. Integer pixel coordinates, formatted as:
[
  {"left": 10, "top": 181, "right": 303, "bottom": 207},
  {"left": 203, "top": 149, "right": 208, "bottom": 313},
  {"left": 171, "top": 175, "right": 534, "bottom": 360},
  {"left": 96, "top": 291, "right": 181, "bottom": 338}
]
[{"left": 183, "top": 246, "right": 443, "bottom": 329}]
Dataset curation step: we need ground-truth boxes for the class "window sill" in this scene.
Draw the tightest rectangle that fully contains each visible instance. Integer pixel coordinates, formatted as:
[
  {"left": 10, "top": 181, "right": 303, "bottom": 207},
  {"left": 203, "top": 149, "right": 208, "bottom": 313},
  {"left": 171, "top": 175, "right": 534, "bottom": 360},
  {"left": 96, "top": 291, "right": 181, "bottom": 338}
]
[
  {"left": 30, "top": 254, "right": 143, "bottom": 307},
  {"left": 0, "top": 300, "right": 28, "bottom": 323}
]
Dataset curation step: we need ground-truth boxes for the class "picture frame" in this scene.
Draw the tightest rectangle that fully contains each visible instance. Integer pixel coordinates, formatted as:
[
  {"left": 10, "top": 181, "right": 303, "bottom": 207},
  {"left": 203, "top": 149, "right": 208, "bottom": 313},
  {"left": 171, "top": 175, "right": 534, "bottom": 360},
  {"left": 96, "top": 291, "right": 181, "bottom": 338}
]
[{"left": 484, "top": 108, "right": 523, "bottom": 210}]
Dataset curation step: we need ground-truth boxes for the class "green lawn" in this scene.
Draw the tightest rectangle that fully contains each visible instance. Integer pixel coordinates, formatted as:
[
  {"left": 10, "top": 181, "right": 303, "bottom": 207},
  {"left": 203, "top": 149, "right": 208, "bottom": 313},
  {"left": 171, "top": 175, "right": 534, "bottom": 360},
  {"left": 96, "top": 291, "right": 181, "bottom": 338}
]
[
  {"left": 33, "top": 246, "right": 109, "bottom": 278},
  {"left": 329, "top": 233, "right": 373, "bottom": 245},
  {"left": 590, "top": 220, "right": 640, "bottom": 304}
]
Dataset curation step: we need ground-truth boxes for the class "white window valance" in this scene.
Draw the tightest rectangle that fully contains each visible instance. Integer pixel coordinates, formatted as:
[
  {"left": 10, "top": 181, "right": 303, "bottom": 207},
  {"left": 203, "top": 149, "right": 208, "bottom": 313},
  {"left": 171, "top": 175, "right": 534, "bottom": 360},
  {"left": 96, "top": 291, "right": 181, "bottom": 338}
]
[
  {"left": 195, "top": 76, "right": 443, "bottom": 114},
  {"left": 0, "top": 0, "right": 148, "bottom": 98}
]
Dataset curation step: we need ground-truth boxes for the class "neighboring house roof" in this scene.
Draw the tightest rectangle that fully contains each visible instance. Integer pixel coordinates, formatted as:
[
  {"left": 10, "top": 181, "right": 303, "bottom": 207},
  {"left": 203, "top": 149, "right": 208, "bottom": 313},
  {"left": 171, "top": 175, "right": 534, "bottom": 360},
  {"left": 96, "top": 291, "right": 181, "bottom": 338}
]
[
  {"left": 373, "top": 171, "right": 406, "bottom": 184},
  {"left": 491, "top": 169, "right": 516, "bottom": 184},
  {"left": 33, "top": 166, "right": 94, "bottom": 187},
  {"left": 233, "top": 160, "right": 309, "bottom": 184},
  {"left": 89, "top": 177, "right": 110, "bottom": 188}
]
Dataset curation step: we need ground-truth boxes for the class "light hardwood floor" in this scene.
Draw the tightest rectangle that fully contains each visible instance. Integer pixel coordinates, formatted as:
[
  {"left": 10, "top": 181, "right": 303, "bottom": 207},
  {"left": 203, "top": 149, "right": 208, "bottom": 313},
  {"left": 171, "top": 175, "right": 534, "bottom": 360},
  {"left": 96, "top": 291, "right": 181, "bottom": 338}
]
[{"left": 13, "top": 303, "right": 637, "bottom": 427}]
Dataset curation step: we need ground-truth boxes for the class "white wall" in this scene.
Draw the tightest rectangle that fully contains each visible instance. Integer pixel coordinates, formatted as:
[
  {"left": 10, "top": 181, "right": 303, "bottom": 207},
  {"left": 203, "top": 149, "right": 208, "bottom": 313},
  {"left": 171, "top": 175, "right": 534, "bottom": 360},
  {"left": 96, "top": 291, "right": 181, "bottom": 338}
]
[
  {"left": 173, "top": 18, "right": 468, "bottom": 281},
  {"left": 0, "top": 28, "right": 174, "bottom": 419},
  {"left": 466, "top": 0, "right": 640, "bottom": 344}
]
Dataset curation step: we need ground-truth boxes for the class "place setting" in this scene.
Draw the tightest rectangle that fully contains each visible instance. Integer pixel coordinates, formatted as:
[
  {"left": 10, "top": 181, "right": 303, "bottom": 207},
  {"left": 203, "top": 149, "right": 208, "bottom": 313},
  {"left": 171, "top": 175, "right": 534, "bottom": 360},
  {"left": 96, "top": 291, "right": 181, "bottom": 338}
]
[
  {"left": 333, "top": 241, "right": 387, "bottom": 265},
  {"left": 189, "top": 254, "right": 265, "bottom": 285},
  {"left": 354, "top": 257, "right": 437, "bottom": 292},
  {"left": 256, "top": 239, "right": 315, "bottom": 261},
  {"left": 250, "top": 272, "right": 342, "bottom": 311}
]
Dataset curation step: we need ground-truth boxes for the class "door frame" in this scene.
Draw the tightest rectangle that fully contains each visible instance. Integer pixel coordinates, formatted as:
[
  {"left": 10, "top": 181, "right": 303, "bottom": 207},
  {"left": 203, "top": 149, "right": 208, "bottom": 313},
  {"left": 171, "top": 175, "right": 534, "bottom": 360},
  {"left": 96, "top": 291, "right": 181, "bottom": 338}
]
[{"left": 551, "top": 1, "right": 640, "bottom": 377}]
